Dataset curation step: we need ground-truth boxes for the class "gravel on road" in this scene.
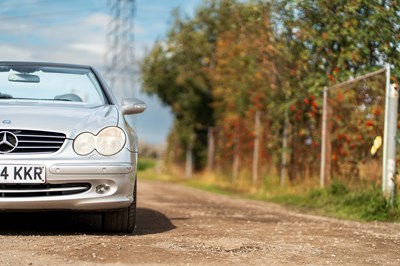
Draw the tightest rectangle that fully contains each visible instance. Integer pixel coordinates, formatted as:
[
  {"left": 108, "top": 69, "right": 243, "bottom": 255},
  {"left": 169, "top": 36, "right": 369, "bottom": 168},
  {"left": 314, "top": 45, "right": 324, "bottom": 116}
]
[{"left": 0, "top": 179, "right": 399, "bottom": 265}]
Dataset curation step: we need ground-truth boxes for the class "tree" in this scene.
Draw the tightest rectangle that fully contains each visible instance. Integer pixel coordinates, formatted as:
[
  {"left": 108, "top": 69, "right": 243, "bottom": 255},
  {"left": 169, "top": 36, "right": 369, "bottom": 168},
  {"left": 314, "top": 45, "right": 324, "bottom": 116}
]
[
  {"left": 141, "top": 0, "right": 400, "bottom": 184},
  {"left": 141, "top": 2, "right": 220, "bottom": 169},
  {"left": 210, "top": 1, "right": 284, "bottom": 177},
  {"left": 275, "top": 0, "right": 400, "bottom": 181}
]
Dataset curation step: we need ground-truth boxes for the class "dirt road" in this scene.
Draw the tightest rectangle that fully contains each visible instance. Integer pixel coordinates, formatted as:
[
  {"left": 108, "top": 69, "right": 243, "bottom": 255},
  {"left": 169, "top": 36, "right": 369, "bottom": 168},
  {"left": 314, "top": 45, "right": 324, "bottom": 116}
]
[{"left": 0, "top": 179, "right": 399, "bottom": 265}]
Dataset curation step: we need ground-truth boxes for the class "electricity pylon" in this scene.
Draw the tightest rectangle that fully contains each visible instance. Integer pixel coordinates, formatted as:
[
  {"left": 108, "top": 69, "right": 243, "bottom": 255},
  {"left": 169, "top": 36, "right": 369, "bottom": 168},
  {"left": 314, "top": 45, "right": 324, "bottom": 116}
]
[{"left": 105, "top": 0, "right": 136, "bottom": 102}]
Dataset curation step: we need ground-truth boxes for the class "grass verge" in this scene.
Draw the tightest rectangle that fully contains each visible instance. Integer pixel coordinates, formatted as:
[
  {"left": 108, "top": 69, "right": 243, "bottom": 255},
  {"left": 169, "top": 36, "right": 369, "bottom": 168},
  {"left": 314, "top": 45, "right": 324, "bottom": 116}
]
[
  {"left": 269, "top": 181, "right": 400, "bottom": 222},
  {"left": 138, "top": 159, "right": 400, "bottom": 222}
]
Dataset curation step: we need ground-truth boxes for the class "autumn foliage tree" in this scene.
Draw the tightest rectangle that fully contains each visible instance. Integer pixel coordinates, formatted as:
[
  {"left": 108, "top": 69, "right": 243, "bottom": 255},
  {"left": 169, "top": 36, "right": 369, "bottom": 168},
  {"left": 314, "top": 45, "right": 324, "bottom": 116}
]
[
  {"left": 210, "top": 2, "right": 284, "bottom": 177},
  {"left": 141, "top": 0, "right": 284, "bottom": 174},
  {"left": 275, "top": 0, "right": 400, "bottom": 181},
  {"left": 141, "top": 4, "right": 219, "bottom": 169},
  {"left": 141, "top": 0, "right": 400, "bottom": 184}
]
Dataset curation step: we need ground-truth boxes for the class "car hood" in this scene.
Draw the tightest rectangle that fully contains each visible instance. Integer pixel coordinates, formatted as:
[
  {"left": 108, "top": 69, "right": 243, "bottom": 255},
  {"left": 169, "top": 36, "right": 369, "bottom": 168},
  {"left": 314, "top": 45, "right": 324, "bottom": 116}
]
[{"left": 0, "top": 101, "right": 119, "bottom": 139}]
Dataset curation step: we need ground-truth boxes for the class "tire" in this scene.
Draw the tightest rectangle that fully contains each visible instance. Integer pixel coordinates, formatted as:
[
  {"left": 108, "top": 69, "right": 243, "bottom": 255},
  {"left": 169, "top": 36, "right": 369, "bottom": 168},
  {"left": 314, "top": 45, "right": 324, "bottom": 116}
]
[{"left": 102, "top": 178, "right": 136, "bottom": 233}]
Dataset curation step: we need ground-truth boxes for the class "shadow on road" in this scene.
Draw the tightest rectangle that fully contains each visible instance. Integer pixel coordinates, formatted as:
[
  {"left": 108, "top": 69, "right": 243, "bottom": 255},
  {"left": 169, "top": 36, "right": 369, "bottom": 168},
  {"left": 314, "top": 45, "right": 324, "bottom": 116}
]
[
  {"left": 135, "top": 208, "right": 176, "bottom": 235},
  {"left": 0, "top": 208, "right": 175, "bottom": 236}
]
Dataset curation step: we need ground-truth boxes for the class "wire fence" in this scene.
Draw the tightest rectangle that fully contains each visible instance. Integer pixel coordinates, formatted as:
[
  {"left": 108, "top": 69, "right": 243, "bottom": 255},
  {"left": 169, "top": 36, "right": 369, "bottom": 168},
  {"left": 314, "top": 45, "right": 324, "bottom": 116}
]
[
  {"left": 206, "top": 104, "right": 321, "bottom": 186},
  {"left": 174, "top": 69, "right": 394, "bottom": 190},
  {"left": 325, "top": 73, "right": 386, "bottom": 186},
  {"left": 206, "top": 73, "right": 390, "bottom": 188}
]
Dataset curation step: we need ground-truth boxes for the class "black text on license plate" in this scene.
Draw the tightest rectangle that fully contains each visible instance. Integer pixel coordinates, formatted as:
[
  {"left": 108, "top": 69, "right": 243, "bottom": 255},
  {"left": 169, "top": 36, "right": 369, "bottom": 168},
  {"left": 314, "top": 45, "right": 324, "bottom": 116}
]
[{"left": 0, "top": 165, "right": 46, "bottom": 183}]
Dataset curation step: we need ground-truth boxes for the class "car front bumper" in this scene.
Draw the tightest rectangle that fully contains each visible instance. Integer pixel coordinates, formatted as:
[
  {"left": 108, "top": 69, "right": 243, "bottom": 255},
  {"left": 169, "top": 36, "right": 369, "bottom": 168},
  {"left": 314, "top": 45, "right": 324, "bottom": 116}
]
[{"left": 0, "top": 161, "right": 136, "bottom": 211}]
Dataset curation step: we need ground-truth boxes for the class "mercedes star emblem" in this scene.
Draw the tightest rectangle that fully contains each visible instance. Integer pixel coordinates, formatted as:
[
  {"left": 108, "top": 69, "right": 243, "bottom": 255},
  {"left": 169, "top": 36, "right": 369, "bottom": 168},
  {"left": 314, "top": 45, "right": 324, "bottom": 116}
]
[{"left": 0, "top": 131, "right": 18, "bottom": 154}]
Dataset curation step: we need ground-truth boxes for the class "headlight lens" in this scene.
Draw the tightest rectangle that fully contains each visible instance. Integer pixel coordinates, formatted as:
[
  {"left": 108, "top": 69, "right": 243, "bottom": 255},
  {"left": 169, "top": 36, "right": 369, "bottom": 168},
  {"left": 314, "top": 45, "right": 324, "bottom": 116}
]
[
  {"left": 73, "top": 132, "right": 96, "bottom": 155},
  {"left": 96, "top": 127, "right": 126, "bottom": 156},
  {"left": 73, "top": 127, "right": 126, "bottom": 156}
]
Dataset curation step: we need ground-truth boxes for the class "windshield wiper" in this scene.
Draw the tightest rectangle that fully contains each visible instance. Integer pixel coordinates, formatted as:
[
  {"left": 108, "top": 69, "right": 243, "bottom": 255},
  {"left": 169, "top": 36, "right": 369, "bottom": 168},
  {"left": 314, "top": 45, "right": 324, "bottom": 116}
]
[
  {"left": 0, "top": 93, "right": 12, "bottom": 99},
  {"left": 52, "top": 98, "right": 73, "bottom": 102}
]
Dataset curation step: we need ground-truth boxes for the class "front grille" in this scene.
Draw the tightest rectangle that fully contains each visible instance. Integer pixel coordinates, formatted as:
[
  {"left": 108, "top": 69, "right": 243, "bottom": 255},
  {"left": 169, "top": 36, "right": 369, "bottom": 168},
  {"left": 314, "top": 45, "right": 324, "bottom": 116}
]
[
  {"left": 0, "top": 129, "right": 66, "bottom": 154},
  {"left": 0, "top": 183, "right": 91, "bottom": 197}
]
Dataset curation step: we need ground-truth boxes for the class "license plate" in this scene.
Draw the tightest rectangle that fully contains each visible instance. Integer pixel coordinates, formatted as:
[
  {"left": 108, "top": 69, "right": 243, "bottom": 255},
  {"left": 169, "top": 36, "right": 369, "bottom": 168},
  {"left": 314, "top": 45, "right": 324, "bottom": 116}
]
[{"left": 0, "top": 165, "right": 46, "bottom": 184}]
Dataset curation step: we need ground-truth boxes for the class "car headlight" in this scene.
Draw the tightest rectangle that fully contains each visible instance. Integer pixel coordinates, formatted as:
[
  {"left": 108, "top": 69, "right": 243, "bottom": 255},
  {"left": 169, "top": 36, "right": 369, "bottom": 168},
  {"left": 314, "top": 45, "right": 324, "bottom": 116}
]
[
  {"left": 73, "top": 127, "right": 126, "bottom": 156},
  {"left": 96, "top": 127, "right": 126, "bottom": 156},
  {"left": 73, "top": 132, "right": 96, "bottom": 155}
]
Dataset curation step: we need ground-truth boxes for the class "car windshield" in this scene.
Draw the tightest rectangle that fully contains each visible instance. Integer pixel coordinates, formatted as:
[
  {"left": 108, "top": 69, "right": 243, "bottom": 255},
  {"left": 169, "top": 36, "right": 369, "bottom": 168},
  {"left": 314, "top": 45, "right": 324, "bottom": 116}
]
[{"left": 0, "top": 64, "right": 106, "bottom": 105}]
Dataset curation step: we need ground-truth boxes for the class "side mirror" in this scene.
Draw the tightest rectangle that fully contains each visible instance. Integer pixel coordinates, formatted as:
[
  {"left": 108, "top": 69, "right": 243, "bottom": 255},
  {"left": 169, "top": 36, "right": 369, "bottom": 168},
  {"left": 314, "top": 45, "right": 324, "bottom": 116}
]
[{"left": 121, "top": 98, "right": 146, "bottom": 115}]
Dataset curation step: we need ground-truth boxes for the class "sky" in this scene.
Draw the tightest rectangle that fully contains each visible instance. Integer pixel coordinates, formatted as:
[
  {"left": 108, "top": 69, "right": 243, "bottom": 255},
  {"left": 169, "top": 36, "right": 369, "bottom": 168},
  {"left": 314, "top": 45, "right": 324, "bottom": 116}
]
[{"left": 0, "top": 0, "right": 203, "bottom": 145}]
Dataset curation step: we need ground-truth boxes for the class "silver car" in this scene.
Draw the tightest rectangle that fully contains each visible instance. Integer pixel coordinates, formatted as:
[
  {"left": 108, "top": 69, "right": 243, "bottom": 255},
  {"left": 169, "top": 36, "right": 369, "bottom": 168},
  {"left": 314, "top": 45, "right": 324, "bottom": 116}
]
[{"left": 0, "top": 61, "right": 145, "bottom": 233}]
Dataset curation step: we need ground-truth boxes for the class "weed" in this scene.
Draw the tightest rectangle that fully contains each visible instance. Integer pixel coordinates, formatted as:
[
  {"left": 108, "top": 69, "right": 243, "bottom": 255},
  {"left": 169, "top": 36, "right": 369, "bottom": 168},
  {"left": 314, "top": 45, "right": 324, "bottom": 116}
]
[
  {"left": 328, "top": 180, "right": 349, "bottom": 196},
  {"left": 137, "top": 158, "right": 156, "bottom": 171}
]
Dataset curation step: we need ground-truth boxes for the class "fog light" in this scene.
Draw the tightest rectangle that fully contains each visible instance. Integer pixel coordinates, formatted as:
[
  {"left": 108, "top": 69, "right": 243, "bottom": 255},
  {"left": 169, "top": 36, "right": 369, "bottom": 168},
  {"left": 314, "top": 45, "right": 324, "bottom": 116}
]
[{"left": 96, "top": 184, "right": 111, "bottom": 194}]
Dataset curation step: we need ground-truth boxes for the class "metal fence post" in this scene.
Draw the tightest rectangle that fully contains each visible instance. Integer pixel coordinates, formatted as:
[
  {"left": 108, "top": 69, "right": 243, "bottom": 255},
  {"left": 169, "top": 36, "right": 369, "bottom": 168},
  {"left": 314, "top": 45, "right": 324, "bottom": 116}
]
[
  {"left": 252, "top": 111, "right": 260, "bottom": 185},
  {"left": 382, "top": 63, "right": 391, "bottom": 193},
  {"left": 280, "top": 109, "right": 289, "bottom": 188},
  {"left": 320, "top": 87, "right": 328, "bottom": 187},
  {"left": 185, "top": 135, "right": 194, "bottom": 179},
  {"left": 207, "top": 127, "right": 215, "bottom": 172},
  {"left": 232, "top": 135, "right": 239, "bottom": 182},
  {"left": 386, "top": 84, "right": 398, "bottom": 203}
]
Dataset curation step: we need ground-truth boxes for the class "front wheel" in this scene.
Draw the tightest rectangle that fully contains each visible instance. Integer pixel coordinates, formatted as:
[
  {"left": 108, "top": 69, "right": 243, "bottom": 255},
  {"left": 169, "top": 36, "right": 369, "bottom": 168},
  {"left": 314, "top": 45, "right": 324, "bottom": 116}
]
[{"left": 102, "top": 178, "right": 136, "bottom": 233}]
